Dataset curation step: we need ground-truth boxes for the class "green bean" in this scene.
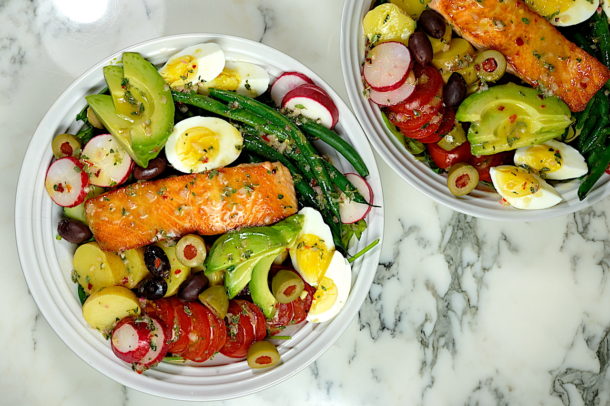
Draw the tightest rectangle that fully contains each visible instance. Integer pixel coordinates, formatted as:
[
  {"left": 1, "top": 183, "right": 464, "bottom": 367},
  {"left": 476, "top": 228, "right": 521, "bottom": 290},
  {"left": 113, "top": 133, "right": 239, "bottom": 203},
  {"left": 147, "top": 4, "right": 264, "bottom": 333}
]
[
  {"left": 578, "top": 143, "right": 610, "bottom": 200},
  {"left": 298, "top": 120, "right": 369, "bottom": 177},
  {"left": 208, "top": 88, "right": 344, "bottom": 250},
  {"left": 580, "top": 123, "right": 610, "bottom": 155},
  {"left": 322, "top": 161, "right": 369, "bottom": 204},
  {"left": 241, "top": 135, "right": 319, "bottom": 208},
  {"left": 75, "top": 122, "right": 94, "bottom": 144},
  {"left": 578, "top": 97, "right": 604, "bottom": 150},
  {"left": 593, "top": 11, "right": 610, "bottom": 68},
  {"left": 574, "top": 95, "right": 596, "bottom": 138}
]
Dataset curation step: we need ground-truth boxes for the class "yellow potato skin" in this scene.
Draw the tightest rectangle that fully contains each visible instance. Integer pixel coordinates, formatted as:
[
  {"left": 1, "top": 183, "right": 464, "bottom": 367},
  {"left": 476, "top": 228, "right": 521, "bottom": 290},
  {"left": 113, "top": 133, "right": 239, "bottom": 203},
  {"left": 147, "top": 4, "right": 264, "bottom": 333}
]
[
  {"left": 120, "top": 248, "right": 150, "bottom": 289},
  {"left": 432, "top": 38, "right": 479, "bottom": 85},
  {"left": 362, "top": 3, "right": 417, "bottom": 46},
  {"left": 72, "top": 242, "right": 126, "bottom": 294},
  {"left": 158, "top": 244, "right": 191, "bottom": 297},
  {"left": 82, "top": 286, "right": 140, "bottom": 332},
  {"left": 429, "top": 23, "right": 452, "bottom": 54},
  {"left": 390, "top": 0, "right": 430, "bottom": 19}
]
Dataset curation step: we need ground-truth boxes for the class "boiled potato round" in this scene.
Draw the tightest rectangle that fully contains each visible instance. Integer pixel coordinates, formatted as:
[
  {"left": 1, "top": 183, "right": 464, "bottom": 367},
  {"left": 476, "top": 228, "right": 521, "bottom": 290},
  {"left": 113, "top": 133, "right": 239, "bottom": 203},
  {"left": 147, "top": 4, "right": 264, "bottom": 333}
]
[
  {"left": 158, "top": 244, "right": 191, "bottom": 297},
  {"left": 432, "top": 38, "right": 479, "bottom": 85},
  {"left": 362, "top": 3, "right": 417, "bottom": 46},
  {"left": 120, "top": 248, "right": 150, "bottom": 289},
  {"left": 73, "top": 242, "right": 126, "bottom": 294},
  {"left": 390, "top": 0, "right": 430, "bottom": 19},
  {"left": 82, "top": 286, "right": 140, "bottom": 332}
]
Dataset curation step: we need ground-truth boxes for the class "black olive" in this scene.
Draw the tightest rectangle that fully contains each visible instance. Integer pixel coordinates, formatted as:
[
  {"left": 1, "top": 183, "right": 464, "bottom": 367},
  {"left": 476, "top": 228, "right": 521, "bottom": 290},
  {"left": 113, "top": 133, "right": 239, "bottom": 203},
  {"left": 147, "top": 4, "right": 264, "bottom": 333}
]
[
  {"left": 443, "top": 73, "right": 468, "bottom": 107},
  {"left": 408, "top": 32, "right": 433, "bottom": 66},
  {"left": 420, "top": 10, "right": 446, "bottom": 39},
  {"left": 58, "top": 218, "right": 92, "bottom": 244},
  {"left": 135, "top": 277, "right": 167, "bottom": 300},
  {"left": 178, "top": 273, "right": 209, "bottom": 301},
  {"left": 133, "top": 157, "right": 167, "bottom": 181},
  {"left": 144, "top": 245, "right": 170, "bottom": 278}
]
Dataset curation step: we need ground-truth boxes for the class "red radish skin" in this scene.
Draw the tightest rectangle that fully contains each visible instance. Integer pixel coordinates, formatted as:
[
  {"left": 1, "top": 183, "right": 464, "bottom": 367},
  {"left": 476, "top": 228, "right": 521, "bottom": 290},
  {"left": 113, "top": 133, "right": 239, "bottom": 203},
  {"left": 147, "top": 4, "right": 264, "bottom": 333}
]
[
  {"left": 132, "top": 317, "right": 169, "bottom": 373},
  {"left": 368, "top": 71, "right": 416, "bottom": 106},
  {"left": 339, "top": 173, "right": 373, "bottom": 224},
  {"left": 44, "top": 157, "right": 89, "bottom": 207},
  {"left": 111, "top": 317, "right": 151, "bottom": 364},
  {"left": 270, "top": 72, "right": 314, "bottom": 107},
  {"left": 282, "top": 84, "right": 339, "bottom": 128},
  {"left": 81, "top": 134, "right": 134, "bottom": 187},
  {"left": 364, "top": 42, "right": 412, "bottom": 92}
]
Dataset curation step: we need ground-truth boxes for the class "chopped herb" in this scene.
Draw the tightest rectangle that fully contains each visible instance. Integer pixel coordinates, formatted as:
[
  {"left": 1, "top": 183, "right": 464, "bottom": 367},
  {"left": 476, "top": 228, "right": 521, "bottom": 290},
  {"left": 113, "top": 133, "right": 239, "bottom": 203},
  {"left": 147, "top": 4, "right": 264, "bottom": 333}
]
[{"left": 521, "top": 17, "right": 530, "bottom": 24}]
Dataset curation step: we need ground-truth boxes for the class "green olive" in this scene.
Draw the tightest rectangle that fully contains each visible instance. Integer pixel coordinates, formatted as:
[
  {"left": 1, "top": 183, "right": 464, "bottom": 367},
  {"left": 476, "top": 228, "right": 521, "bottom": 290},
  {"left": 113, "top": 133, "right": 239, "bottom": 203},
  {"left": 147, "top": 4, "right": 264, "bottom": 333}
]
[
  {"left": 206, "top": 269, "right": 224, "bottom": 286},
  {"left": 447, "top": 163, "right": 479, "bottom": 196},
  {"left": 176, "top": 234, "right": 207, "bottom": 267},
  {"left": 86, "top": 106, "right": 104, "bottom": 129},
  {"left": 437, "top": 123, "right": 467, "bottom": 151},
  {"left": 51, "top": 133, "right": 81, "bottom": 158},
  {"left": 474, "top": 50, "right": 507, "bottom": 82},
  {"left": 198, "top": 285, "right": 229, "bottom": 319},
  {"left": 271, "top": 270, "right": 304, "bottom": 304},
  {"left": 247, "top": 341, "right": 280, "bottom": 369}
]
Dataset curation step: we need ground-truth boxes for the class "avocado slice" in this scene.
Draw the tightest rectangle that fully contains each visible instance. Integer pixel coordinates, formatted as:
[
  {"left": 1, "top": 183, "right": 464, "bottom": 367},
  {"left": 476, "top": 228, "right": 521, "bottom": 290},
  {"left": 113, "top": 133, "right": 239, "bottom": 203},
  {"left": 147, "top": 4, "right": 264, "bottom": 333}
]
[
  {"left": 224, "top": 251, "right": 280, "bottom": 299},
  {"left": 457, "top": 83, "right": 571, "bottom": 155},
  {"left": 86, "top": 52, "right": 175, "bottom": 167},
  {"left": 248, "top": 254, "right": 278, "bottom": 319}
]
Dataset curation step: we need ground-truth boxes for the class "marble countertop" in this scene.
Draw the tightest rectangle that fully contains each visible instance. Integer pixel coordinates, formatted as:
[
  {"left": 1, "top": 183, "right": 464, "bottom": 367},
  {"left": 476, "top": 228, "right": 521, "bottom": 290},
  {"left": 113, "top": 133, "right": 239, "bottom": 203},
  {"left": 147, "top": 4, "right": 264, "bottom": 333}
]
[{"left": 3, "top": 0, "right": 610, "bottom": 405}]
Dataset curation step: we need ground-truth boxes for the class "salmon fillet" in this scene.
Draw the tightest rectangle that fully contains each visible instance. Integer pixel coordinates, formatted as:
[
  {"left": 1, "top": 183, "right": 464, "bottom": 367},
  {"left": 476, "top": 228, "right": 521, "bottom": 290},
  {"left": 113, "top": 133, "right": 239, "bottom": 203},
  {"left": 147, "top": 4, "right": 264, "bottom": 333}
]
[
  {"left": 85, "top": 162, "right": 297, "bottom": 252},
  {"left": 430, "top": 0, "right": 610, "bottom": 112}
]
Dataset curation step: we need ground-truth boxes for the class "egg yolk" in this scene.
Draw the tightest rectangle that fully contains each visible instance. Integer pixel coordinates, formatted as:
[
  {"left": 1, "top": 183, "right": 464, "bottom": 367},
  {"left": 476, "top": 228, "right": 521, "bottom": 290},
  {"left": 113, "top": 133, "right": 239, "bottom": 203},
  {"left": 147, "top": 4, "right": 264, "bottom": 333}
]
[
  {"left": 519, "top": 145, "right": 562, "bottom": 173},
  {"left": 176, "top": 126, "right": 220, "bottom": 168},
  {"left": 309, "top": 276, "right": 338, "bottom": 315},
  {"left": 161, "top": 55, "right": 198, "bottom": 87},
  {"left": 495, "top": 166, "right": 540, "bottom": 197},
  {"left": 525, "top": 0, "right": 570, "bottom": 17},
  {"left": 209, "top": 68, "right": 240, "bottom": 91},
  {"left": 294, "top": 234, "right": 333, "bottom": 284}
]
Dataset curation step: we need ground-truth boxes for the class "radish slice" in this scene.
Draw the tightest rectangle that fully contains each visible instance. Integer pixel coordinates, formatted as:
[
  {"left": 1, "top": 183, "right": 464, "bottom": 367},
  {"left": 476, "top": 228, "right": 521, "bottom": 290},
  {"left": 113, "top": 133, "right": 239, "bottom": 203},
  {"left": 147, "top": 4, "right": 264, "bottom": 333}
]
[
  {"left": 339, "top": 173, "right": 374, "bottom": 224},
  {"left": 45, "top": 157, "right": 89, "bottom": 207},
  {"left": 270, "top": 72, "right": 314, "bottom": 107},
  {"left": 81, "top": 134, "right": 134, "bottom": 187},
  {"left": 282, "top": 84, "right": 339, "bottom": 128},
  {"left": 364, "top": 42, "right": 412, "bottom": 92},
  {"left": 111, "top": 317, "right": 151, "bottom": 364},
  {"left": 132, "top": 317, "right": 169, "bottom": 373},
  {"left": 368, "top": 71, "right": 416, "bottom": 106}
]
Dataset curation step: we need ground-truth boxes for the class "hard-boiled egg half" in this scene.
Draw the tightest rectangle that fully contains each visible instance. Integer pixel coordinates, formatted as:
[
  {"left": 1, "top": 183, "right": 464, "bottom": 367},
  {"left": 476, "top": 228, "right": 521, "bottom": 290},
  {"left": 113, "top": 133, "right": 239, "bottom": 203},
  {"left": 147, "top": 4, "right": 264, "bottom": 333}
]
[
  {"left": 199, "top": 61, "right": 270, "bottom": 98},
  {"left": 165, "top": 116, "right": 243, "bottom": 173},
  {"left": 490, "top": 165, "right": 562, "bottom": 210},
  {"left": 525, "top": 0, "right": 599, "bottom": 26},
  {"left": 514, "top": 140, "right": 588, "bottom": 180},
  {"left": 288, "top": 207, "right": 352, "bottom": 323},
  {"left": 159, "top": 43, "right": 225, "bottom": 89}
]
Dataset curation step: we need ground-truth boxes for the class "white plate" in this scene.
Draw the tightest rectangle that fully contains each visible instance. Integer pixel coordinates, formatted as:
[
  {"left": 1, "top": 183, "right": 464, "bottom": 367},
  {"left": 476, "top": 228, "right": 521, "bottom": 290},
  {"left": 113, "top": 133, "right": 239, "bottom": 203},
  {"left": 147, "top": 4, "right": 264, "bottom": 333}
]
[
  {"left": 340, "top": 0, "right": 610, "bottom": 220},
  {"left": 15, "top": 34, "right": 383, "bottom": 401}
]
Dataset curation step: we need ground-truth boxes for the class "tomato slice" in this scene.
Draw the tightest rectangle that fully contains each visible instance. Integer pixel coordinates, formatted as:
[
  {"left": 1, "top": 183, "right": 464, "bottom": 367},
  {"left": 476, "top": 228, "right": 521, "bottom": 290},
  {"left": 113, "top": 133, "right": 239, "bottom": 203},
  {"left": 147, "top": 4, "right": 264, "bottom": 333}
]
[
  {"left": 400, "top": 108, "right": 445, "bottom": 140},
  {"left": 221, "top": 301, "right": 256, "bottom": 358},
  {"left": 291, "top": 283, "right": 316, "bottom": 324},
  {"left": 428, "top": 141, "right": 473, "bottom": 170},
  {"left": 243, "top": 301, "right": 267, "bottom": 341},
  {"left": 207, "top": 310, "right": 227, "bottom": 355},
  {"left": 183, "top": 302, "right": 212, "bottom": 362},
  {"left": 267, "top": 302, "right": 294, "bottom": 333},
  {"left": 387, "top": 89, "right": 442, "bottom": 131},
  {"left": 470, "top": 152, "right": 512, "bottom": 182},
  {"left": 400, "top": 65, "right": 444, "bottom": 111},
  {"left": 142, "top": 298, "right": 176, "bottom": 346},
  {"left": 167, "top": 298, "right": 192, "bottom": 355},
  {"left": 194, "top": 305, "right": 217, "bottom": 362}
]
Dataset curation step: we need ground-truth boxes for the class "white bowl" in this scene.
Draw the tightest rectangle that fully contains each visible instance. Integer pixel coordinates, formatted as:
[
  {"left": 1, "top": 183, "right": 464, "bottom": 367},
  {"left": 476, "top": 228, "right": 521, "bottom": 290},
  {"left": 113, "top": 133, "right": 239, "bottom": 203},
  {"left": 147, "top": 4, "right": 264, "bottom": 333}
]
[
  {"left": 340, "top": 0, "right": 610, "bottom": 220},
  {"left": 15, "top": 34, "right": 383, "bottom": 401}
]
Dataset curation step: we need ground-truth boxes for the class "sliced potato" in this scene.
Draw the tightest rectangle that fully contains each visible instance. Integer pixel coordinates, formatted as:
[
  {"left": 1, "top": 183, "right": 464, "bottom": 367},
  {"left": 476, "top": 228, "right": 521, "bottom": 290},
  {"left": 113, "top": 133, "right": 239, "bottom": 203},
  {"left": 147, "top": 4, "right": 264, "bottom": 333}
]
[
  {"left": 362, "top": 3, "right": 417, "bottom": 46},
  {"left": 82, "top": 286, "right": 140, "bottom": 332},
  {"left": 120, "top": 248, "right": 150, "bottom": 289},
  {"left": 158, "top": 244, "right": 191, "bottom": 297},
  {"left": 429, "top": 23, "right": 452, "bottom": 54},
  {"left": 389, "top": 0, "right": 430, "bottom": 19},
  {"left": 73, "top": 242, "right": 125, "bottom": 294},
  {"left": 432, "top": 38, "right": 478, "bottom": 85}
]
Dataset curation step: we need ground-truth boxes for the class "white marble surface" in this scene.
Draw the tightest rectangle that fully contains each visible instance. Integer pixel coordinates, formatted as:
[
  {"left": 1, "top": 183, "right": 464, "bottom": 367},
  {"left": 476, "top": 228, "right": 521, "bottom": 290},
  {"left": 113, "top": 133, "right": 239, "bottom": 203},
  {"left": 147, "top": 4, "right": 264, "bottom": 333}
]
[{"left": 3, "top": 0, "right": 610, "bottom": 405}]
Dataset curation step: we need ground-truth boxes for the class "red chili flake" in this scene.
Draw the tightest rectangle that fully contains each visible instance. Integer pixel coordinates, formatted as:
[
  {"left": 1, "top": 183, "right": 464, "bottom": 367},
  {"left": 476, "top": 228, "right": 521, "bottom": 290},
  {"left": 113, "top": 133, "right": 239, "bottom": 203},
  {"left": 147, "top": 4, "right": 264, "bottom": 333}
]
[
  {"left": 183, "top": 244, "right": 197, "bottom": 260},
  {"left": 509, "top": 114, "right": 517, "bottom": 123},
  {"left": 256, "top": 356, "right": 273, "bottom": 365},
  {"left": 498, "top": 105, "right": 505, "bottom": 111},
  {"left": 121, "top": 277, "right": 129, "bottom": 285},
  {"left": 154, "top": 258, "right": 162, "bottom": 268},
  {"left": 94, "top": 169, "right": 102, "bottom": 177},
  {"left": 87, "top": 283, "right": 93, "bottom": 291},
  {"left": 162, "top": 195, "right": 169, "bottom": 200},
  {"left": 541, "top": 104, "right": 546, "bottom": 108},
  {"left": 175, "top": 269, "right": 182, "bottom": 275},
  {"left": 516, "top": 37, "right": 524, "bottom": 46},
  {"left": 60, "top": 141, "right": 73, "bottom": 156},
  {"left": 55, "top": 183, "right": 65, "bottom": 193},
  {"left": 192, "top": 64, "right": 197, "bottom": 68},
  {"left": 482, "top": 58, "right": 498, "bottom": 73},
  {"left": 200, "top": 157, "right": 209, "bottom": 163},
  {"left": 261, "top": 134, "right": 270, "bottom": 142},
  {"left": 580, "top": 82, "right": 588, "bottom": 89}
]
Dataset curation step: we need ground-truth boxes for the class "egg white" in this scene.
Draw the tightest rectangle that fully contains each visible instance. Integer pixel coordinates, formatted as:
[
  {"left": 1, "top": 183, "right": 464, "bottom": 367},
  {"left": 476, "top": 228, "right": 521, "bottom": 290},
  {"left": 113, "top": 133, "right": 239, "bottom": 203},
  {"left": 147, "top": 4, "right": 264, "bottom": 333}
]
[
  {"left": 514, "top": 140, "right": 588, "bottom": 180},
  {"left": 164, "top": 116, "right": 243, "bottom": 173},
  {"left": 306, "top": 250, "right": 352, "bottom": 323},
  {"left": 490, "top": 165, "right": 563, "bottom": 210},
  {"left": 289, "top": 207, "right": 335, "bottom": 286},
  {"left": 199, "top": 61, "right": 270, "bottom": 98},
  {"left": 159, "top": 43, "right": 225, "bottom": 89}
]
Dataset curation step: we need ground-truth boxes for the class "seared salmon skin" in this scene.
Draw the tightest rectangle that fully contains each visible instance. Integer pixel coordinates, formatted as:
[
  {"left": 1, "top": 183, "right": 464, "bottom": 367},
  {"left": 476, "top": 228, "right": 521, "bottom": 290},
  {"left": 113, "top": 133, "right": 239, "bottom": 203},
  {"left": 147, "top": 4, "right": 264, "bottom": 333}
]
[
  {"left": 430, "top": 0, "right": 610, "bottom": 112},
  {"left": 85, "top": 162, "right": 297, "bottom": 252}
]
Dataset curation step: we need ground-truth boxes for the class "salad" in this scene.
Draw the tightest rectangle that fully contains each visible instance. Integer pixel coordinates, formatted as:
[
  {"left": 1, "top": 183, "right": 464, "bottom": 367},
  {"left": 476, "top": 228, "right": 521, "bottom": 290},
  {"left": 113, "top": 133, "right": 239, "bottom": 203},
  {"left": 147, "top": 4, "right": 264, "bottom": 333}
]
[
  {"left": 44, "top": 43, "right": 378, "bottom": 373},
  {"left": 362, "top": 0, "right": 610, "bottom": 210}
]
